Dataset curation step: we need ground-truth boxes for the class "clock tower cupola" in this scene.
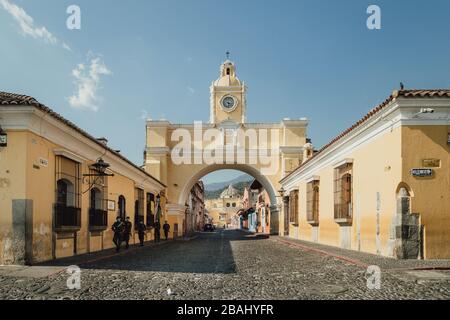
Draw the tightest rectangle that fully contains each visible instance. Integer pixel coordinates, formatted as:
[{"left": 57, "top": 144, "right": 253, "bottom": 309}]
[{"left": 210, "top": 57, "right": 247, "bottom": 124}]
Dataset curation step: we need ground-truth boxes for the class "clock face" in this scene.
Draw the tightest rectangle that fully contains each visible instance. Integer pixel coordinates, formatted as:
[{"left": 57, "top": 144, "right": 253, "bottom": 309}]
[{"left": 221, "top": 96, "right": 236, "bottom": 110}]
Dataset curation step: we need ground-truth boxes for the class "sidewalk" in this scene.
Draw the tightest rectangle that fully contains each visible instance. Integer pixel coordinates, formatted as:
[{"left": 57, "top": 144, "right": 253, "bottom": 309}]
[
  {"left": 273, "top": 236, "right": 450, "bottom": 271},
  {"left": 0, "top": 239, "right": 174, "bottom": 278}
]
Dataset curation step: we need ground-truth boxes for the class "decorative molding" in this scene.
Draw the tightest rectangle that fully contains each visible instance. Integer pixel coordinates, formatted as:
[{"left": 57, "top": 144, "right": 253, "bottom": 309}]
[
  {"left": 146, "top": 147, "right": 171, "bottom": 155},
  {"left": 282, "top": 119, "right": 309, "bottom": 128},
  {"left": 146, "top": 120, "right": 171, "bottom": 127},
  {"left": 333, "top": 158, "right": 354, "bottom": 169},
  {"left": 53, "top": 149, "right": 86, "bottom": 164},
  {"left": 280, "top": 146, "right": 304, "bottom": 155},
  {"left": 306, "top": 175, "right": 320, "bottom": 183}
]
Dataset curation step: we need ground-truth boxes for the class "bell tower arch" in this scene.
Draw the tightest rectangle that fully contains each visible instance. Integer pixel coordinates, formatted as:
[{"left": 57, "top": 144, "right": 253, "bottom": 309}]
[{"left": 210, "top": 59, "right": 247, "bottom": 124}]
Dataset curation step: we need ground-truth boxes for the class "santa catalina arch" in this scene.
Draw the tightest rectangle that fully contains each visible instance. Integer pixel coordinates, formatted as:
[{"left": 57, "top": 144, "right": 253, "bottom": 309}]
[{"left": 144, "top": 59, "right": 309, "bottom": 235}]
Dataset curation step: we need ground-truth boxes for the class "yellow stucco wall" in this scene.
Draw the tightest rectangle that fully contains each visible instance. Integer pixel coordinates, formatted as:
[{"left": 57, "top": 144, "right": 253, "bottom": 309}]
[
  {"left": 401, "top": 125, "right": 450, "bottom": 259},
  {"left": 0, "top": 130, "right": 165, "bottom": 265},
  {"left": 0, "top": 131, "right": 28, "bottom": 264},
  {"left": 288, "top": 125, "right": 402, "bottom": 256}
]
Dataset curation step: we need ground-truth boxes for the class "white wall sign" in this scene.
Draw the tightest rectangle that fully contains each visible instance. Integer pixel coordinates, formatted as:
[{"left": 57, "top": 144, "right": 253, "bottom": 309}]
[
  {"left": 107, "top": 200, "right": 115, "bottom": 211},
  {"left": 39, "top": 158, "right": 49, "bottom": 167}
]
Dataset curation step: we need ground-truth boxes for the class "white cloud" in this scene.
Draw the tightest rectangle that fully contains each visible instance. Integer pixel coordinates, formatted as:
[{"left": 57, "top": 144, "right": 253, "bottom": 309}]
[
  {"left": 68, "top": 55, "right": 112, "bottom": 112},
  {"left": 140, "top": 109, "right": 149, "bottom": 121},
  {"left": 0, "top": 0, "right": 70, "bottom": 50},
  {"left": 187, "top": 86, "right": 195, "bottom": 94}
]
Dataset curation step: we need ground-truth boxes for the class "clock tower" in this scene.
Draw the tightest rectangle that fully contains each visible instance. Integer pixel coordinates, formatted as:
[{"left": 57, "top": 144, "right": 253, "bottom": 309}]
[{"left": 210, "top": 59, "right": 247, "bottom": 124}]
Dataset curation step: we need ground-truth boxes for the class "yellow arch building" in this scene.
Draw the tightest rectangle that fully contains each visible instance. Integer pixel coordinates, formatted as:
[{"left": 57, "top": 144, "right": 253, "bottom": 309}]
[{"left": 145, "top": 59, "right": 309, "bottom": 235}]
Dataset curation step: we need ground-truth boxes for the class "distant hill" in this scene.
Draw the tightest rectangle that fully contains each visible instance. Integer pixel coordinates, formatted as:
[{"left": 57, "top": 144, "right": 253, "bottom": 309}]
[
  {"left": 203, "top": 174, "right": 253, "bottom": 200},
  {"left": 204, "top": 174, "right": 253, "bottom": 191}
]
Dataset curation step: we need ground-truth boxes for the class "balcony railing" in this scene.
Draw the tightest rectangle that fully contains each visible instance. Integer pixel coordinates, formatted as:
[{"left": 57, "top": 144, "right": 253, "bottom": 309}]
[
  {"left": 54, "top": 204, "right": 81, "bottom": 232},
  {"left": 89, "top": 208, "right": 108, "bottom": 231}
]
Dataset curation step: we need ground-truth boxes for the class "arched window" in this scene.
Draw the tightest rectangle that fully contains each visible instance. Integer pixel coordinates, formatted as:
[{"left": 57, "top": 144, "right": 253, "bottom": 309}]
[
  {"left": 118, "top": 195, "right": 126, "bottom": 220},
  {"left": 57, "top": 179, "right": 74, "bottom": 207},
  {"left": 396, "top": 184, "right": 412, "bottom": 215},
  {"left": 226, "top": 203, "right": 231, "bottom": 207},
  {"left": 232, "top": 203, "right": 236, "bottom": 207}
]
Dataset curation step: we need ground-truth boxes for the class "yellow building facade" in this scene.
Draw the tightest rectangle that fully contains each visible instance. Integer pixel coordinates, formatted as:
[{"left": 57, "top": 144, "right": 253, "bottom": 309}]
[
  {"left": 280, "top": 90, "right": 450, "bottom": 259},
  {"left": 205, "top": 184, "right": 243, "bottom": 228},
  {"left": 0, "top": 93, "right": 166, "bottom": 265},
  {"left": 145, "top": 59, "right": 309, "bottom": 235}
]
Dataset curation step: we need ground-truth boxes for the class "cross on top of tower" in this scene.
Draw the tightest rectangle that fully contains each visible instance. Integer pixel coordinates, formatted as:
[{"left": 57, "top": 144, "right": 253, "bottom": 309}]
[{"left": 226, "top": 51, "right": 230, "bottom": 60}]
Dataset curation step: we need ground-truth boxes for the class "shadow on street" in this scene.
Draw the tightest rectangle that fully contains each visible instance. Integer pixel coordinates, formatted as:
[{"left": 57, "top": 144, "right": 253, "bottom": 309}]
[{"left": 38, "top": 229, "right": 268, "bottom": 274}]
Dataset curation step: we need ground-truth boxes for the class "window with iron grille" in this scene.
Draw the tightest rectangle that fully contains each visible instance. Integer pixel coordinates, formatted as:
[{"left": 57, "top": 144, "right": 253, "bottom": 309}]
[
  {"left": 334, "top": 163, "right": 353, "bottom": 222},
  {"left": 289, "top": 190, "right": 299, "bottom": 225},
  {"left": 55, "top": 156, "right": 81, "bottom": 231},
  {"left": 306, "top": 180, "right": 320, "bottom": 225}
]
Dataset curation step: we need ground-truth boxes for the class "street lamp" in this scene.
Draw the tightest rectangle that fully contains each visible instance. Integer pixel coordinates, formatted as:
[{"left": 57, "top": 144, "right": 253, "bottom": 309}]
[
  {"left": 0, "top": 126, "right": 7, "bottom": 147},
  {"left": 82, "top": 158, "right": 114, "bottom": 194},
  {"left": 84, "top": 158, "right": 114, "bottom": 177}
]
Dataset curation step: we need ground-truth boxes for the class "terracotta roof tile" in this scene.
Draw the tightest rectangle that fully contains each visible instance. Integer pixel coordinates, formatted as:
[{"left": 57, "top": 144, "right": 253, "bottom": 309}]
[
  {"left": 281, "top": 89, "right": 450, "bottom": 183},
  {"left": 0, "top": 91, "right": 166, "bottom": 188}
]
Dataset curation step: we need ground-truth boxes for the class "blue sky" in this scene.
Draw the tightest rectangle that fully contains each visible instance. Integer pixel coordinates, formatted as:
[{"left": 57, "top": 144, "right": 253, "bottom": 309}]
[{"left": 1, "top": 0, "right": 450, "bottom": 184}]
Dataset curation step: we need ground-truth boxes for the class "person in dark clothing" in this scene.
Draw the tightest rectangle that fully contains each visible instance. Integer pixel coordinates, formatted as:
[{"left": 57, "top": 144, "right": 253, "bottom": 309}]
[
  {"left": 112, "top": 217, "right": 124, "bottom": 252},
  {"left": 163, "top": 221, "right": 170, "bottom": 240},
  {"left": 123, "top": 217, "right": 132, "bottom": 249},
  {"left": 154, "top": 221, "right": 161, "bottom": 243},
  {"left": 137, "top": 220, "right": 147, "bottom": 246}
]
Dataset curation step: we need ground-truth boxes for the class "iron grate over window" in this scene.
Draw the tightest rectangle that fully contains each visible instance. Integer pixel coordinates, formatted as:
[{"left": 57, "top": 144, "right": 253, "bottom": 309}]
[
  {"left": 289, "top": 190, "right": 299, "bottom": 225},
  {"left": 334, "top": 163, "right": 353, "bottom": 223},
  {"left": 307, "top": 180, "right": 320, "bottom": 225}
]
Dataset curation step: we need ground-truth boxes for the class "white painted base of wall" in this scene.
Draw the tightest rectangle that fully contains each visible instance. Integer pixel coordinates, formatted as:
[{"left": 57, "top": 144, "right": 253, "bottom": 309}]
[
  {"left": 312, "top": 226, "right": 319, "bottom": 243},
  {"left": 340, "top": 226, "right": 352, "bottom": 249}
]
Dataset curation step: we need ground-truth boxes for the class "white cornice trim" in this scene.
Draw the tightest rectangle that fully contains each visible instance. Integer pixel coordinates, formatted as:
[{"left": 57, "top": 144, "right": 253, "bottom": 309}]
[
  {"left": 332, "top": 158, "right": 354, "bottom": 169},
  {"left": 306, "top": 175, "right": 320, "bottom": 183},
  {"left": 146, "top": 120, "right": 172, "bottom": 127},
  {"left": 146, "top": 147, "right": 171, "bottom": 155},
  {"left": 280, "top": 146, "right": 304, "bottom": 155},
  {"left": 282, "top": 119, "right": 309, "bottom": 128},
  {"left": 53, "top": 149, "right": 86, "bottom": 164}
]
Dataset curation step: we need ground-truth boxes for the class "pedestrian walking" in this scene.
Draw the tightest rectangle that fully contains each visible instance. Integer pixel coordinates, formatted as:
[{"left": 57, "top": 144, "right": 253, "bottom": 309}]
[
  {"left": 124, "top": 217, "right": 132, "bottom": 249},
  {"left": 112, "top": 217, "right": 124, "bottom": 252},
  {"left": 137, "top": 220, "right": 147, "bottom": 246},
  {"left": 154, "top": 221, "right": 161, "bottom": 243},
  {"left": 163, "top": 221, "right": 170, "bottom": 240}
]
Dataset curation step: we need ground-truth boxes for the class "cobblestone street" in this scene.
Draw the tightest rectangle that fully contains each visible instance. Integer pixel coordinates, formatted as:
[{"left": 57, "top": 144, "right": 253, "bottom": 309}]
[{"left": 1, "top": 230, "right": 450, "bottom": 300}]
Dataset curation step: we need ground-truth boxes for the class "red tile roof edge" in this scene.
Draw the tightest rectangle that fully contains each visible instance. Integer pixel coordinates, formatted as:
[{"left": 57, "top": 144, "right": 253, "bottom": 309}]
[
  {"left": 280, "top": 89, "right": 450, "bottom": 184},
  {"left": 0, "top": 91, "right": 166, "bottom": 189}
]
